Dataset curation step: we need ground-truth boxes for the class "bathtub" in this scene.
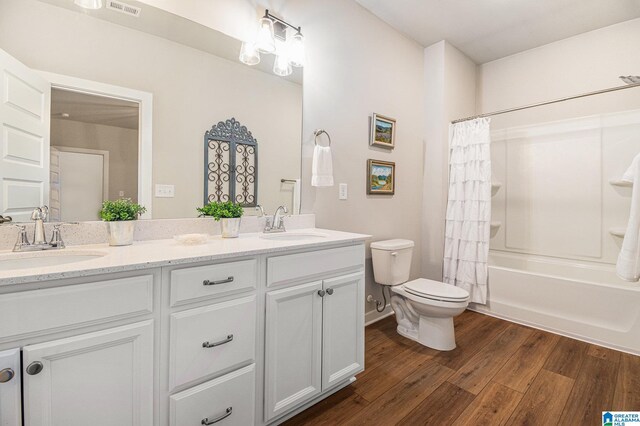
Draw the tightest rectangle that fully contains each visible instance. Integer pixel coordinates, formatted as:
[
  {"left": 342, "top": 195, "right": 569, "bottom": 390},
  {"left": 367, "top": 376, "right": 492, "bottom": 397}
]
[{"left": 468, "top": 251, "right": 640, "bottom": 354}]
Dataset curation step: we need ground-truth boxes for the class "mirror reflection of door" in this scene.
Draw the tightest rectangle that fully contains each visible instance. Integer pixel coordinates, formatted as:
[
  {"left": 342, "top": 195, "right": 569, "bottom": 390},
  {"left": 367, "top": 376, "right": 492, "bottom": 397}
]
[
  {"left": 51, "top": 147, "right": 109, "bottom": 222},
  {"left": 50, "top": 88, "right": 139, "bottom": 222}
]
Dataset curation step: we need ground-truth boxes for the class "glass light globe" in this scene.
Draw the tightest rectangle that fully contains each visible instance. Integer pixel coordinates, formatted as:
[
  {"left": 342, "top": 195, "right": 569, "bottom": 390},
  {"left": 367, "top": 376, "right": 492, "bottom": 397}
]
[
  {"left": 255, "top": 17, "right": 276, "bottom": 54},
  {"left": 239, "top": 42, "right": 260, "bottom": 66},
  {"left": 288, "top": 31, "right": 305, "bottom": 68},
  {"left": 273, "top": 53, "right": 292, "bottom": 77}
]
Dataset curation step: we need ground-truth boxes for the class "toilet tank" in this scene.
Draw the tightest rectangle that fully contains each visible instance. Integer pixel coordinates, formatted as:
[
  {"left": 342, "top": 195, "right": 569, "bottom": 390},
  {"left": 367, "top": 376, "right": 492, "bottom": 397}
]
[{"left": 370, "top": 239, "right": 414, "bottom": 286}]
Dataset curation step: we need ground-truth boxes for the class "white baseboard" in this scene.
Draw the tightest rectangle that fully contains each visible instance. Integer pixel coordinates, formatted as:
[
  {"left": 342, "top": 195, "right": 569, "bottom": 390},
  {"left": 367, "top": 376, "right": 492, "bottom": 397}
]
[{"left": 364, "top": 305, "right": 394, "bottom": 326}]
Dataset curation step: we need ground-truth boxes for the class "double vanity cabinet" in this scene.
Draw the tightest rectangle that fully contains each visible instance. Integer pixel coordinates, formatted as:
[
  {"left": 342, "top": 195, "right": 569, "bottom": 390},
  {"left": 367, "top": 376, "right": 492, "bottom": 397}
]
[{"left": 0, "top": 232, "right": 366, "bottom": 426}]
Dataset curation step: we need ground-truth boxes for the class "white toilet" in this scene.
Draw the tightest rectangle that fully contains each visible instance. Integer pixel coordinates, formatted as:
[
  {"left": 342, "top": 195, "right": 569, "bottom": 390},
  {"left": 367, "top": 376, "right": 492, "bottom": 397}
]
[{"left": 371, "top": 239, "right": 470, "bottom": 351}]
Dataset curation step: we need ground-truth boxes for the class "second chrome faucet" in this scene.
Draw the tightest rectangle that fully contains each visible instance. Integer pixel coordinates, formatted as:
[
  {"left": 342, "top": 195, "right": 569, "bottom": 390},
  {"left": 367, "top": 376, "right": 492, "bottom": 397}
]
[{"left": 256, "top": 205, "right": 288, "bottom": 233}]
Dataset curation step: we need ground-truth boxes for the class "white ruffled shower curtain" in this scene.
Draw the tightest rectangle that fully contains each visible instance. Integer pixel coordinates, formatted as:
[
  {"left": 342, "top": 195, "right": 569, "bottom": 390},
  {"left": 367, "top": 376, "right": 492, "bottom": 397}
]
[{"left": 443, "top": 118, "right": 491, "bottom": 304}]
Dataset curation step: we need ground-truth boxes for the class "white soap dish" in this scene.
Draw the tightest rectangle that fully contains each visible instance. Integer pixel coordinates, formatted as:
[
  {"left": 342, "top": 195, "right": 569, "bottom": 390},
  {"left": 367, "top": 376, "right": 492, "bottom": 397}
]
[{"left": 173, "top": 233, "right": 210, "bottom": 245}]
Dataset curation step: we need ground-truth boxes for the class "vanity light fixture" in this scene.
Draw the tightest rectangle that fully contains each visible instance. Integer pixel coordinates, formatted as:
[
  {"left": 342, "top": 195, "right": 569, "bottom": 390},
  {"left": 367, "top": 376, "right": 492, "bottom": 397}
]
[
  {"left": 240, "top": 9, "right": 305, "bottom": 77},
  {"left": 74, "top": 0, "right": 103, "bottom": 9}
]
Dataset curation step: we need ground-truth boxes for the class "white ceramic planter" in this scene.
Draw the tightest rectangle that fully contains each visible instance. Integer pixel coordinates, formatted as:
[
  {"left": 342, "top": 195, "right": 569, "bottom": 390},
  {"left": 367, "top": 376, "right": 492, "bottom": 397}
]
[
  {"left": 220, "top": 217, "right": 241, "bottom": 238},
  {"left": 107, "top": 221, "right": 136, "bottom": 246}
]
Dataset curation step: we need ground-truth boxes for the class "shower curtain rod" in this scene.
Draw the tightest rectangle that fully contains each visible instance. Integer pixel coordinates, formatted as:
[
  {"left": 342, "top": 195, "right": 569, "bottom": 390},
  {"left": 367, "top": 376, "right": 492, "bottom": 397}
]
[{"left": 451, "top": 81, "right": 640, "bottom": 124}]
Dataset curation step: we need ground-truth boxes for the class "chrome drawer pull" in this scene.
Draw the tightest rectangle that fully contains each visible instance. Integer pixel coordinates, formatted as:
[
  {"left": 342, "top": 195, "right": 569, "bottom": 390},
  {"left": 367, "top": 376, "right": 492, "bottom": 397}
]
[
  {"left": 203, "top": 276, "right": 234, "bottom": 286},
  {"left": 326, "top": 288, "right": 334, "bottom": 295},
  {"left": 202, "top": 334, "right": 234, "bottom": 348},
  {"left": 201, "top": 407, "right": 232, "bottom": 425}
]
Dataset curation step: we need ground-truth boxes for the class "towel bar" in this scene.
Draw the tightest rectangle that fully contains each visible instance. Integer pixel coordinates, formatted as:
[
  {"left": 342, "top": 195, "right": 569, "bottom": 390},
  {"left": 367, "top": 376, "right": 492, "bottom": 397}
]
[{"left": 313, "top": 129, "right": 332, "bottom": 146}]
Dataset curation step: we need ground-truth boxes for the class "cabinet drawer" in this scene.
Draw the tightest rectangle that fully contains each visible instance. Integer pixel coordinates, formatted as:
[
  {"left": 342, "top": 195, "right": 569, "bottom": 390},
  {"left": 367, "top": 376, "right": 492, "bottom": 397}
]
[
  {"left": 170, "top": 364, "right": 255, "bottom": 426},
  {"left": 170, "top": 259, "right": 257, "bottom": 307},
  {"left": 169, "top": 295, "right": 256, "bottom": 389},
  {"left": 267, "top": 244, "right": 364, "bottom": 287},
  {"left": 0, "top": 275, "right": 153, "bottom": 342}
]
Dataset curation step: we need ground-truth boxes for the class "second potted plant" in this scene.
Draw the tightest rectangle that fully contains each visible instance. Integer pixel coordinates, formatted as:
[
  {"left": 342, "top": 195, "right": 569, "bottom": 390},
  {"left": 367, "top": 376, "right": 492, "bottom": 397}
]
[
  {"left": 198, "top": 201, "right": 244, "bottom": 238},
  {"left": 99, "top": 198, "right": 146, "bottom": 246}
]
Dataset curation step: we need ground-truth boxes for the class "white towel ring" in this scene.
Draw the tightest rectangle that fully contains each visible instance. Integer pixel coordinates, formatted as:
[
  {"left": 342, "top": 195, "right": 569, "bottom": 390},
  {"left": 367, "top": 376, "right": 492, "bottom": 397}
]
[{"left": 313, "top": 129, "right": 332, "bottom": 147}]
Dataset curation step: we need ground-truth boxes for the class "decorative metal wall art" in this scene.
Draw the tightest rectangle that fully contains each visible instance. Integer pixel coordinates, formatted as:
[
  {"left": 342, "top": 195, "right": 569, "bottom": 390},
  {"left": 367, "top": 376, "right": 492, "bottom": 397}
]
[{"left": 204, "top": 118, "right": 258, "bottom": 207}]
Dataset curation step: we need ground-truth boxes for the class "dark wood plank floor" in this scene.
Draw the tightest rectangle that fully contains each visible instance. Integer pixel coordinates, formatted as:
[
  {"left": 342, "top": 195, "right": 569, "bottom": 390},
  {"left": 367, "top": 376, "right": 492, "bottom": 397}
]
[{"left": 285, "top": 311, "right": 640, "bottom": 426}]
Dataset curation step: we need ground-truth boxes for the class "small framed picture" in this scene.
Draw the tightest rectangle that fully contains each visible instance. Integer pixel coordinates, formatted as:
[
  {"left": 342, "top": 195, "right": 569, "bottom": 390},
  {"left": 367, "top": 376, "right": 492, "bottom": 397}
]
[
  {"left": 367, "top": 159, "right": 395, "bottom": 195},
  {"left": 370, "top": 113, "right": 396, "bottom": 149}
]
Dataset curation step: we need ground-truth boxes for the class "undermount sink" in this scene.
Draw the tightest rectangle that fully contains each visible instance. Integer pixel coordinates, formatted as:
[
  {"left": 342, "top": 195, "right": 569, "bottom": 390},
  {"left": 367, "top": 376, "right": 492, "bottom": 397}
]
[
  {"left": 0, "top": 250, "right": 107, "bottom": 271},
  {"left": 260, "top": 232, "right": 328, "bottom": 241}
]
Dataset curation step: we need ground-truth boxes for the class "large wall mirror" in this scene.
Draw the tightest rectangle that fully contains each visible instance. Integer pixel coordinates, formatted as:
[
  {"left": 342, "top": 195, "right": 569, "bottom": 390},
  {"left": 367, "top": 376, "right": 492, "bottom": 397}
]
[{"left": 0, "top": 0, "right": 302, "bottom": 222}]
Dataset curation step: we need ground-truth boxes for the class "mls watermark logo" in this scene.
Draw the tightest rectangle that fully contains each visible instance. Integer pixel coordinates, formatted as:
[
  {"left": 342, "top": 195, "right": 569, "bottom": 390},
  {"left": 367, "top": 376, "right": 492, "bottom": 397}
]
[{"left": 603, "top": 411, "right": 640, "bottom": 426}]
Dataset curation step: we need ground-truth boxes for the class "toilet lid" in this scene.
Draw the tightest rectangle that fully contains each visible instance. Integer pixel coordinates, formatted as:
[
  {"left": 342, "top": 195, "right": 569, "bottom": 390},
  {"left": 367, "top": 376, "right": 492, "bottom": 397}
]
[{"left": 404, "top": 278, "right": 469, "bottom": 302}]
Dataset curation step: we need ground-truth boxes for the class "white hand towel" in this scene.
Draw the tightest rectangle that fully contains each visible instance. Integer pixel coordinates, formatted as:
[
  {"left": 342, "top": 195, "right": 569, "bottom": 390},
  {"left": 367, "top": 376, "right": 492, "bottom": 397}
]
[
  {"left": 617, "top": 156, "right": 640, "bottom": 282},
  {"left": 311, "top": 145, "right": 334, "bottom": 187}
]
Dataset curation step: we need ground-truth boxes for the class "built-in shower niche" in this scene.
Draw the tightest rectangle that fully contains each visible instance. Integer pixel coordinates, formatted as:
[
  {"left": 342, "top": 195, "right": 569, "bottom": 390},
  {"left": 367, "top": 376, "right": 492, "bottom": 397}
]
[{"left": 490, "top": 109, "right": 639, "bottom": 264}]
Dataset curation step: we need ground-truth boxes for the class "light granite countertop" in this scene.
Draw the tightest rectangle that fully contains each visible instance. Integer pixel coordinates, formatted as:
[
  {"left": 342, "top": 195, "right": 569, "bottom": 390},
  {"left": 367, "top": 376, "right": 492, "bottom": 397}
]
[{"left": 0, "top": 228, "right": 370, "bottom": 286}]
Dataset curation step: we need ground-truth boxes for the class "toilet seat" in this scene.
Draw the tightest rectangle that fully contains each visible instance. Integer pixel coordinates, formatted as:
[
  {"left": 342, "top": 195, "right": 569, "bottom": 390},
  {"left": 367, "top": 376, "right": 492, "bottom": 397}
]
[{"left": 403, "top": 278, "right": 469, "bottom": 303}]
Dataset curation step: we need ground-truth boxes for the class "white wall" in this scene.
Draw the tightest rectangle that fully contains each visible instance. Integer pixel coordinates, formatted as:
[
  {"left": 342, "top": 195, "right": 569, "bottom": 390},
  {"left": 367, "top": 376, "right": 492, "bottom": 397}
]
[
  {"left": 422, "top": 41, "right": 477, "bottom": 280},
  {"left": 478, "top": 18, "right": 640, "bottom": 114},
  {"left": 0, "top": 0, "right": 302, "bottom": 218},
  {"left": 137, "top": 0, "right": 257, "bottom": 41},
  {"left": 279, "top": 0, "right": 426, "bottom": 320}
]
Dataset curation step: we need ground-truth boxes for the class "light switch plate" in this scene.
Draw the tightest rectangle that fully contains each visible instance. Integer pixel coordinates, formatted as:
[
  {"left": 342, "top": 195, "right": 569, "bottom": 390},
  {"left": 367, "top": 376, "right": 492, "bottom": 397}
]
[
  {"left": 339, "top": 183, "right": 348, "bottom": 200},
  {"left": 155, "top": 184, "right": 175, "bottom": 198}
]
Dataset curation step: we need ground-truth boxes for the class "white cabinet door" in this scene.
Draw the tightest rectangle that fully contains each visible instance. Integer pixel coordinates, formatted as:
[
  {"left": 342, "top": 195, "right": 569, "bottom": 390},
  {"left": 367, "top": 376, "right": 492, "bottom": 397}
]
[
  {"left": 0, "top": 348, "right": 21, "bottom": 426},
  {"left": 264, "top": 281, "right": 323, "bottom": 422},
  {"left": 22, "top": 321, "right": 154, "bottom": 426},
  {"left": 0, "top": 48, "right": 50, "bottom": 222},
  {"left": 322, "top": 272, "right": 365, "bottom": 389}
]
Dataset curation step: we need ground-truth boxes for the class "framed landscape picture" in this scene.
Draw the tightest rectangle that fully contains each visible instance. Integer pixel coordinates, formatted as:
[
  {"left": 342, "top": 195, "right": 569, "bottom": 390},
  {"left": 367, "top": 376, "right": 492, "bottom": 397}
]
[
  {"left": 367, "top": 159, "right": 395, "bottom": 195},
  {"left": 370, "top": 113, "right": 396, "bottom": 148}
]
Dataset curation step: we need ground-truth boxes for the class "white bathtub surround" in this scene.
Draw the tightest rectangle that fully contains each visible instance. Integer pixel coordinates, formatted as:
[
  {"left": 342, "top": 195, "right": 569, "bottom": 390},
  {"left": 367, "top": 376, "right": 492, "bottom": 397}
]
[
  {"left": 617, "top": 156, "right": 640, "bottom": 281},
  {"left": 0, "top": 214, "right": 315, "bottom": 251},
  {"left": 311, "top": 144, "right": 334, "bottom": 187},
  {"left": 443, "top": 118, "right": 491, "bottom": 304}
]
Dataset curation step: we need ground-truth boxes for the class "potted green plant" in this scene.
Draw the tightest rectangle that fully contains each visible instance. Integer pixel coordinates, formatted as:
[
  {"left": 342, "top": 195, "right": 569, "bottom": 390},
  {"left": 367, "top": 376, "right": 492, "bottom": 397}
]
[
  {"left": 197, "top": 201, "right": 244, "bottom": 238},
  {"left": 99, "top": 198, "right": 147, "bottom": 246}
]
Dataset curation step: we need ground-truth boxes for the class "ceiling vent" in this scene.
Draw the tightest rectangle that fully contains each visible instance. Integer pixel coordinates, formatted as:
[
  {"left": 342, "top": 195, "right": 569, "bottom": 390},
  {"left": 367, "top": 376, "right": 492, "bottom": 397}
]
[{"left": 106, "top": 0, "right": 141, "bottom": 17}]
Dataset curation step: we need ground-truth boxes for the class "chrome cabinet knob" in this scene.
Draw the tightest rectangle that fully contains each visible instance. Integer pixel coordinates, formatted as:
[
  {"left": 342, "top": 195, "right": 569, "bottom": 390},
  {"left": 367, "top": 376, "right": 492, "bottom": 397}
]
[
  {"left": 0, "top": 368, "right": 14, "bottom": 383},
  {"left": 26, "top": 361, "right": 43, "bottom": 375},
  {"left": 317, "top": 290, "right": 325, "bottom": 297},
  {"left": 326, "top": 288, "right": 334, "bottom": 295}
]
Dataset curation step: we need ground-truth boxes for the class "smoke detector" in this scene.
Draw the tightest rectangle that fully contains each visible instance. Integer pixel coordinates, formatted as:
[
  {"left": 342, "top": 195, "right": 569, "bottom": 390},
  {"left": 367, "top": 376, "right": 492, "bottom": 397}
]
[{"left": 106, "top": 0, "right": 141, "bottom": 17}]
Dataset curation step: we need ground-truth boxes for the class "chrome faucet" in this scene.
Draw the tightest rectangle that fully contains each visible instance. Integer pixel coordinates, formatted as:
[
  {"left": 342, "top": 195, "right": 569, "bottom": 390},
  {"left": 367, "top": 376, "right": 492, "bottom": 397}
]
[
  {"left": 264, "top": 205, "right": 288, "bottom": 233},
  {"left": 12, "top": 207, "right": 71, "bottom": 252},
  {"left": 31, "top": 206, "right": 48, "bottom": 245}
]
